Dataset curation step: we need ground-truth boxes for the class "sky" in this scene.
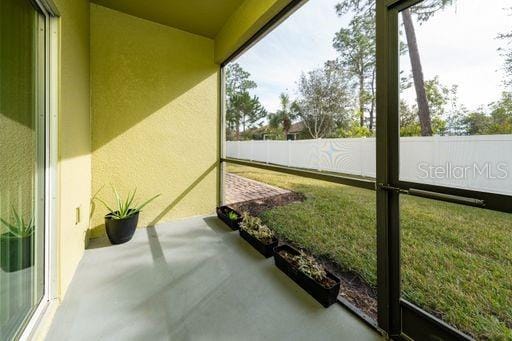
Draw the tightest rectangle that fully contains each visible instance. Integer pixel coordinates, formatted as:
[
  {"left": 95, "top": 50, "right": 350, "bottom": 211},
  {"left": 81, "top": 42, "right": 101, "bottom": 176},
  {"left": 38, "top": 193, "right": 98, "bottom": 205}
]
[
  {"left": 230, "top": 0, "right": 512, "bottom": 114},
  {"left": 230, "top": 0, "right": 344, "bottom": 113}
]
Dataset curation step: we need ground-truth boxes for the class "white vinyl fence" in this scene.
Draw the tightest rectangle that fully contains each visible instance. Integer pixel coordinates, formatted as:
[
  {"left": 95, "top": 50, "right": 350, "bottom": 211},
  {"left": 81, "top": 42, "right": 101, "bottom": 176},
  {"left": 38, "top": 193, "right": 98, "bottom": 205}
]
[{"left": 226, "top": 135, "right": 512, "bottom": 196}]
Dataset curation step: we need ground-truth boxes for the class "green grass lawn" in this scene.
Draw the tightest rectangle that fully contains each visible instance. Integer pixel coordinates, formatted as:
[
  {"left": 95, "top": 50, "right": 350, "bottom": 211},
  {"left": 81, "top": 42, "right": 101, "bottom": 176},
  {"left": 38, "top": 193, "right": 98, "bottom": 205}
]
[{"left": 227, "top": 164, "right": 512, "bottom": 340}]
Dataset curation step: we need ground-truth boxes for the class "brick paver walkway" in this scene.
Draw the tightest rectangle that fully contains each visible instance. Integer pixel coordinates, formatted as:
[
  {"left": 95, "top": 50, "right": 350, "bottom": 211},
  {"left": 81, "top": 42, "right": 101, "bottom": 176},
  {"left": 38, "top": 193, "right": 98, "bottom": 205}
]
[{"left": 224, "top": 173, "right": 291, "bottom": 204}]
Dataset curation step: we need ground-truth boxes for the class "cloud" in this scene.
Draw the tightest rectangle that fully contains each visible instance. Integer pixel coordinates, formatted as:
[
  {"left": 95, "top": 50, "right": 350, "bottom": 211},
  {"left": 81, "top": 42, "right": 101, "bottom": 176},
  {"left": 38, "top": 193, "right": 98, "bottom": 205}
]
[{"left": 232, "top": 0, "right": 343, "bottom": 112}]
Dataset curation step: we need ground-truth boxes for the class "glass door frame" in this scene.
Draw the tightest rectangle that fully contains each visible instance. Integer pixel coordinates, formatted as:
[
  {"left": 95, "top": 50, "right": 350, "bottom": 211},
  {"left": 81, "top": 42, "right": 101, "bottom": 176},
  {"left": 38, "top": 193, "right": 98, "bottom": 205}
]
[
  {"left": 376, "top": 0, "right": 512, "bottom": 339},
  {"left": 17, "top": 1, "right": 59, "bottom": 339}
]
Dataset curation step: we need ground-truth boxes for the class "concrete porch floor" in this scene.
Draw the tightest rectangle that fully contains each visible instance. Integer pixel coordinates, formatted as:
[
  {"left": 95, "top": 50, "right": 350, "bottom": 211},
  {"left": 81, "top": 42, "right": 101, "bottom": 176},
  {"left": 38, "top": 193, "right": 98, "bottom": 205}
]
[{"left": 46, "top": 216, "right": 382, "bottom": 341}]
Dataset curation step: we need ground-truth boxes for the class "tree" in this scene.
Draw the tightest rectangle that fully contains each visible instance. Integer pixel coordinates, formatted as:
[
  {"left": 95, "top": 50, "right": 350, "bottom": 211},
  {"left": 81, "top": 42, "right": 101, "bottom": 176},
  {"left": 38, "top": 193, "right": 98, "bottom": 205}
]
[
  {"left": 333, "top": 14, "right": 375, "bottom": 130},
  {"left": 503, "top": 51, "right": 512, "bottom": 89},
  {"left": 462, "top": 92, "right": 512, "bottom": 135},
  {"left": 498, "top": 7, "right": 512, "bottom": 89},
  {"left": 399, "top": 102, "right": 446, "bottom": 137},
  {"left": 399, "top": 100, "right": 422, "bottom": 136},
  {"left": 296, "top": 63, "right": 353, "bottom": 139},
  {"left": 230, "top": 92, "right": 267, "bottom": 139},
  {"left": 488, "top": 92, "right": 512, "bottom": 133},
  {"left": 335, "top": 0, "right": 455, "bottom": 136},
  {"left": 225, "top": 63, "right": 256, "bottom": 98},
  {"left": 225, "top": 63, "right": 266, "bottom": 140},
  {"left": 268, "top": 93, "right": 300, "bottom": 139},
  {"left": 461, "top": 111, "right": 491, "bottom": 136},
  {"left": 401, "top": 9, "right": 432, "bottom": 136},
  {"left": 399, "top": 77, "right": 458, "bottom": 136},
  {"left": 338, "top": 121, "right": 374, "bottom": 137}
]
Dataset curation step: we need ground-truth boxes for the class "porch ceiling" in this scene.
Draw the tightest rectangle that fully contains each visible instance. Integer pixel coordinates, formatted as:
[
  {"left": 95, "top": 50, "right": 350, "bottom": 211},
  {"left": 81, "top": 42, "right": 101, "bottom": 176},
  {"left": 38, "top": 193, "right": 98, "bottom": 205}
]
[{"left": 89, "top": 0, "right": 246, "bottom": 38}]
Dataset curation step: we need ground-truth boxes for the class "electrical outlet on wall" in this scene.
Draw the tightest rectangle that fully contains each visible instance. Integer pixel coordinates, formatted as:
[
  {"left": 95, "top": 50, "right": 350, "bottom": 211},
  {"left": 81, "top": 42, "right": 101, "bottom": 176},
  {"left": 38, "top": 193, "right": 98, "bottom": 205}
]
[{"left": 75, "top": 206, "right": 81, "bottom": 225}]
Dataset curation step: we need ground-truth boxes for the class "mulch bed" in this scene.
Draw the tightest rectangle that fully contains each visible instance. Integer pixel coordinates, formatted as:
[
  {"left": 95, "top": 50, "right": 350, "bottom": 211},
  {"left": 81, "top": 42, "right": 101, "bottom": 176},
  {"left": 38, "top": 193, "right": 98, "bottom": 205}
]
[
  {"left": 230, "top": 192, "right": 305, "bottom": 216},
  {"left": 231, "top": 190, "right": 377, "bottom": 321},
  {"left": 326, "top": 263, "right": 377, "bottom": 320}
]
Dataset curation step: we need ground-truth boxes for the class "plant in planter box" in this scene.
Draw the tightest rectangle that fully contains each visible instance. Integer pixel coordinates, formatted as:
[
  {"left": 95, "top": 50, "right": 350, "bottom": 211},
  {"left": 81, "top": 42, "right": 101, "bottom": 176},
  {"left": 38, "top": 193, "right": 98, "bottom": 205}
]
[
  {"left": 239, "top": 212, "right": 278, "bottom": 258},
  {"left": 96, "top": 186, "right": 160, "bottom": 245},
  {"left": 274, "top": 244, "right": 340, "bottom": 307},
  {"left": 215, "top": 205, "right": 242, "bottom": 230},
  {"left": 239, "top": 212, "right": 261, "bottom": 231},
  {"left": 295, "top": 250, "right": 329, "bottom": 283},
  {"left": 227, "top": 211, "right": 239, "bottom": 222},
  {"left": 0, "top": 208, "right": 34, "bottom": 272}
]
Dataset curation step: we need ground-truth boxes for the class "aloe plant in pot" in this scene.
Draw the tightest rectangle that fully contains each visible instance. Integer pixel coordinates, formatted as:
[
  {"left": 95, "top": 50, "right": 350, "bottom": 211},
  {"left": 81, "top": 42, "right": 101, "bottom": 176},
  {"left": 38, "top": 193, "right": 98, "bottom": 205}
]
[
  {"left": 96, "top": 186, "right": 160, "bottom": 245},
  {"left": 0, "top": 208, "right": 34, "bottom": 272}
]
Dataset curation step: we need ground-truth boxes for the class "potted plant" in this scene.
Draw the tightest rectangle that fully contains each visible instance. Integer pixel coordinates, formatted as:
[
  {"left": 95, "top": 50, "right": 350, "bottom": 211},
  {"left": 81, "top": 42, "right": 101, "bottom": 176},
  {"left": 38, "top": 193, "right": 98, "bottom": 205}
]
[
  {"left": 97, "top": 186, "right": 160, "bottom": 245},
  {"left": 239, "top": 212, "right": 278, "bottom": 258},
  {"left": 216, "top": 205, "right": 242, "bottom": 230},
  {"left": 0, "top": 208, "right": 34, "bottom": 272},
  {"left": 274, "top": 244, "right": 340, "bottom": 307}
]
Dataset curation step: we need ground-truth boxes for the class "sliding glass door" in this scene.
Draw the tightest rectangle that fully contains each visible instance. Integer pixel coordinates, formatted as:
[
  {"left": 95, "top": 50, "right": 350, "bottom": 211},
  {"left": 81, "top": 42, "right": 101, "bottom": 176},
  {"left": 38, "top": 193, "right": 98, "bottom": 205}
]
[{"left": 0, "top": 0, "right": 47, "bottom": 339}]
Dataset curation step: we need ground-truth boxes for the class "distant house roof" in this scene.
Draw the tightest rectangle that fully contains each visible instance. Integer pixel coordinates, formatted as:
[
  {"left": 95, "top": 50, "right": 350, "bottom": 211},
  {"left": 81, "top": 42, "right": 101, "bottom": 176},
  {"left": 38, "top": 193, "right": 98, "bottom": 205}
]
[
  {"left": 288, "top": 121, "right": 305, "bottom": 134},
  {"left": 257, "top": 121, "right": 305, "bottom": 136}
]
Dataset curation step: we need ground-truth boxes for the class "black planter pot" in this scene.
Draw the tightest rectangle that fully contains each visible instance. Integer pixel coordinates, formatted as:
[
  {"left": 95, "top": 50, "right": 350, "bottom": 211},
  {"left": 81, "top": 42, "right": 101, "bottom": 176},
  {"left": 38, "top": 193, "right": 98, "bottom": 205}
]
[
  {"left": 216, "top": 206, "right": 242, "bottom": 230},
  {"left": 0, "top": 233, "right": 33, "bottom": 272},
  {"left": 105, "top": 211, "right": 139, "bottom": 245},
  {"left": 239, "top": 229, "right": 278, "bottom": 258},
  {"left": 274, "top": 244, "right": 341, "bottom": 307}
]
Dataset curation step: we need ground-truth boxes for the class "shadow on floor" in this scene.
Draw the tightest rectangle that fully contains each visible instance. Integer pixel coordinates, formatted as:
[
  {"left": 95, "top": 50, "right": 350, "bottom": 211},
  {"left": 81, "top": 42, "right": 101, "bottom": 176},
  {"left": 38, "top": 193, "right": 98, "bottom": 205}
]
[
  {"left": 87, "top": 235, "right": 112, "bottom": 249},
  {"left": 202, "top": 215, "right": 233, "bottom": 234}
]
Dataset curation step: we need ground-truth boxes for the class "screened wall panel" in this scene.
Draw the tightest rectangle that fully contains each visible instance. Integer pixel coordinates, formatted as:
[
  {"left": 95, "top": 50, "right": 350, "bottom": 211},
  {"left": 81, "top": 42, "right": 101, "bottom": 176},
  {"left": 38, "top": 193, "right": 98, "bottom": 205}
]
[
  {"left": 397, "top": 0, "right": 512, "bottom": 338},
  {"left": 224, "top": 0, "right": 377, "bottom": 179},
  {"left": 221, "top": 0, "right": 380, "bottom": 323},
  {"left": 223, "top": 163, "right": 377, "bottom": 321},
  {"left": 398, "top": 0, "right": 512, "bottom": 196}
]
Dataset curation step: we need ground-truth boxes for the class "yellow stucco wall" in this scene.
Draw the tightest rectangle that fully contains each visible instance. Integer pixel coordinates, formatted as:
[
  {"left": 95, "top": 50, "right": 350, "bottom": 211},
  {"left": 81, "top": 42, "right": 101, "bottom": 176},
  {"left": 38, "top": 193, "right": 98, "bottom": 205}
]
[
  {"left": 46, "top": 0, "right": 292, "bottom": 298},
  {"left": 214, "top": 0, "right": 293, "bottom": 63},
  {"left": 90, "top": 4, "right": 219, "bottom": 237},
  {"left": 53, "top": 0, "right": 92, "bottom": 297}
]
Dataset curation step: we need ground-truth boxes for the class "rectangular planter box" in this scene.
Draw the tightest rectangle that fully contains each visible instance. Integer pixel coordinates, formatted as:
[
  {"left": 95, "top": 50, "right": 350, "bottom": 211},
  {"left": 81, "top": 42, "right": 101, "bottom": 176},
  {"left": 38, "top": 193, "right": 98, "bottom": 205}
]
[
  {"left": 216, "top": 206, "right": 242, "bottom": 230},
  {"left": 274, "top": 244, "right": 340, "bottom": 307},
  {"left": 239, "top": 228, "right": 278, "bottom": 258}
]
